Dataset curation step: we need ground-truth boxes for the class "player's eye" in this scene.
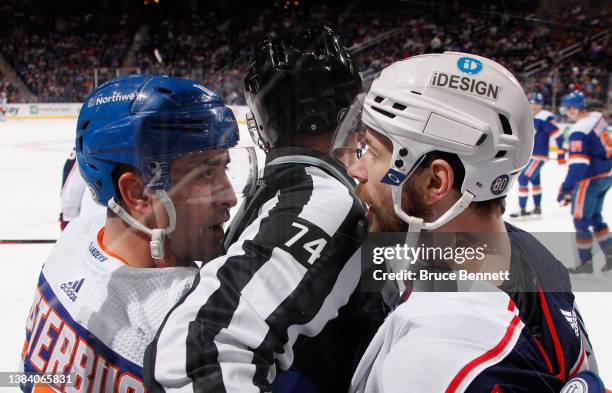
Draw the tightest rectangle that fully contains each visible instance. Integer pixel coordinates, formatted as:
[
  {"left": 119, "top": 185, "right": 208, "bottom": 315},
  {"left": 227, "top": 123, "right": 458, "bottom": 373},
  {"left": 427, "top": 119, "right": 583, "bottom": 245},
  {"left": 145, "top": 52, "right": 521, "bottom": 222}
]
[
  {"left": 197, "top": 167, "right": 215, "bottom": 181},
  {"left": 356, "top": 141, "right": 370, "bottom": 159}
]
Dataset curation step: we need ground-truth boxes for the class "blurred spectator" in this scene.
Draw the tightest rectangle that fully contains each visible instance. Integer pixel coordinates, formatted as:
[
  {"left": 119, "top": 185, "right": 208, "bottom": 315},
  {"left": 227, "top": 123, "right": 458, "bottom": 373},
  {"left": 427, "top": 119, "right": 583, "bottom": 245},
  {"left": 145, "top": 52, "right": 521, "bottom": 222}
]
[
  {"left": 0, "top": 79, "right": 21, "bottom": 102},
  {"left": 0, "top": 4, "right": 137, "bottom": 102},
  {"left": 0, "top": 1, "right": 609, "bottom": 108}
]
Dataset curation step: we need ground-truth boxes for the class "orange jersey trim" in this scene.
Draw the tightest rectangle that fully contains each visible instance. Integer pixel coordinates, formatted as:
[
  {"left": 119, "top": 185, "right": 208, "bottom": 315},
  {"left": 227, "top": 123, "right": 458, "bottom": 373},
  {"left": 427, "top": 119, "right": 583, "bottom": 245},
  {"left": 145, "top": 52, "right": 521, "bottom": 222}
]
[
  {"left": 97, "top": 227, "right": 171, "bottom": 268},
  {"left": 568, "top": 154, "right": 591, "bottom": 161},
  {"left": 583, "top": 172, "right": 611, "bottom": 181},
  {"left": 97, "top": 227, "right": 130, "bottom": 266}
]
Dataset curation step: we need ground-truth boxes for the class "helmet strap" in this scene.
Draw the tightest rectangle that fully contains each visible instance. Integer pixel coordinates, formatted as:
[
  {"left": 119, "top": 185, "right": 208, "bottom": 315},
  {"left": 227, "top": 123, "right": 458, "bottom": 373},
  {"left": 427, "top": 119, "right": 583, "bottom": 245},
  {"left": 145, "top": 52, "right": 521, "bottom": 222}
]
[
  {"left": 391, "top": 180, "right": 475, "bottom": 234},
  {"left": 107, "top": 189, "right": 177, "bottom": 261},
  {"left": 389, "top": 180, "right": 474, "bottom": 294}
]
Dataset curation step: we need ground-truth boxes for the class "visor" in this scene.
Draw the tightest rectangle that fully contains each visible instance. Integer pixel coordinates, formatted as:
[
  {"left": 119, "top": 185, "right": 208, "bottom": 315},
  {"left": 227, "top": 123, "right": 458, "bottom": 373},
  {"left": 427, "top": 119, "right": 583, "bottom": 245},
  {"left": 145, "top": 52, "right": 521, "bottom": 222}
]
[
  {"left": 142, "top": 145, "right": 258, "bottom": 205},
  {"left": 331, "top": 93, "right": 430, "bottom": 185},
  {"left": 330, "top": 93, "right": 368, "bottom": 169},
  {"left": 331, "top": 93, "right": 476, "bottom": 235}
]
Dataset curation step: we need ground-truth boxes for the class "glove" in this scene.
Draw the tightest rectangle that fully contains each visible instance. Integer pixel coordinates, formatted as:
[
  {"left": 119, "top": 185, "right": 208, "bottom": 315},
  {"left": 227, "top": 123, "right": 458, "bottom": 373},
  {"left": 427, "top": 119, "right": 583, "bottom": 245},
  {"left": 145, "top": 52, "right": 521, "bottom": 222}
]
[
  {"left": 557, "top": 185, "right": 573, "bottom": 206},
  {"left": 557, "top": 150, "right": 566, "bottom": 165},
  {"left": 59, "top": 213, "right": 69, "bottom": 231}
]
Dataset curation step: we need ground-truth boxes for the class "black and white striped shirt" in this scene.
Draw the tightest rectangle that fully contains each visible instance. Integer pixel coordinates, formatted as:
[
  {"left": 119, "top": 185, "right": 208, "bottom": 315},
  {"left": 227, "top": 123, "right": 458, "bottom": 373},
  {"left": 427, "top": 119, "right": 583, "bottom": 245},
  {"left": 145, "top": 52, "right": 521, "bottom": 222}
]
[{"left": 145, "top": 148, "right": 383, "bottom": 392}]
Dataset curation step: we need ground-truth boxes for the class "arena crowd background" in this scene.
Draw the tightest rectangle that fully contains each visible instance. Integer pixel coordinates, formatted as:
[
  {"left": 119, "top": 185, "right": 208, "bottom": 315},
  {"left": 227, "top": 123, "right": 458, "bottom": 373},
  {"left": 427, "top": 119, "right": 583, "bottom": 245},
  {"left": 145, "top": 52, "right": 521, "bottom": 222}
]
[{"left": 0, "top": 0, "right": 610, "bottom": 118}]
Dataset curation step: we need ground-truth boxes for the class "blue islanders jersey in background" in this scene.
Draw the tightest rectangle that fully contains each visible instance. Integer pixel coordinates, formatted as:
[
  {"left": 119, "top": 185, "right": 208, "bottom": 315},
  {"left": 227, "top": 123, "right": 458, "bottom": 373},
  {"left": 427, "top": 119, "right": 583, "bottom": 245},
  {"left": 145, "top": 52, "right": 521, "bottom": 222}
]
[
  {"left": 532, "top": 109, "right": 562, "bottom": 160},
  {"left": 563, "top": 112, "right": 611, "bottom": 191}
]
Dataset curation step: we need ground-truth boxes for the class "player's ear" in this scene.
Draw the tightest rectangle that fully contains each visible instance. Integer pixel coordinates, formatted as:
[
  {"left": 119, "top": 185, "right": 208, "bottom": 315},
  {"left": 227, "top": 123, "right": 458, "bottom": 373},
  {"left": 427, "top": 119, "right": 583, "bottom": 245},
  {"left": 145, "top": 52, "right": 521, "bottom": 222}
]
[
  {"left": 116, "top": 171, "right": 150, "bottom": 216},
  {"left": 421, "top": 159, "right": 455, "bottom": 204}
]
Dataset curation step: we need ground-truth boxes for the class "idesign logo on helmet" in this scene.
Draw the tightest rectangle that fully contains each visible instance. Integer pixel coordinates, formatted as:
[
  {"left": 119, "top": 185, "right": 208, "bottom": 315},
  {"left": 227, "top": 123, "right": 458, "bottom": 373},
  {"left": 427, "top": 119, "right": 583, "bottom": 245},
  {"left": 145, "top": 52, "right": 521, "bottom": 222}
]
[{"left": 430, "top": 71, "right": 501, "bottom": 100}]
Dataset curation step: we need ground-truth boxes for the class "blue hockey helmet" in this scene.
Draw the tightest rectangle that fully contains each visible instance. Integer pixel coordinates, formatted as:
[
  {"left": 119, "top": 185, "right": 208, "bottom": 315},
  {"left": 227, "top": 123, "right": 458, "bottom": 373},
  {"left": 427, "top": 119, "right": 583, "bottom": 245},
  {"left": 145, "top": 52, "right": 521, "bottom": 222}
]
[
  {"left": 560, "top": 90, "right": 586, "bottom": 111},
  {"left": 76, "top": 75, "right": 240, "bottom": 206},
  {"left": 527, "top": 92, "right": 544, "bottom": 104}
]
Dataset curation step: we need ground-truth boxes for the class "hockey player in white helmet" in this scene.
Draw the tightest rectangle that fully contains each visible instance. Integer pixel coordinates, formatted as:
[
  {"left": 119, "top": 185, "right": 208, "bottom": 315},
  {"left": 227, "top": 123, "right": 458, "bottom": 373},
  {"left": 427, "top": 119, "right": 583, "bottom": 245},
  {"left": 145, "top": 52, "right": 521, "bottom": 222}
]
[{"left": 331, "top": 52, "right": 604, "bottom": 392}]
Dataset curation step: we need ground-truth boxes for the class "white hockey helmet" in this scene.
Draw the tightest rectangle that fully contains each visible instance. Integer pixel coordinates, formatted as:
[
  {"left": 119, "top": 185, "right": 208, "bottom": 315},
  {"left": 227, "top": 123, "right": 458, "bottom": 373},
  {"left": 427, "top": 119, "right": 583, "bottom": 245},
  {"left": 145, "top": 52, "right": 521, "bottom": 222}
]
[{"left": 332, "top": 52, "right": 534, "bottom": 231}]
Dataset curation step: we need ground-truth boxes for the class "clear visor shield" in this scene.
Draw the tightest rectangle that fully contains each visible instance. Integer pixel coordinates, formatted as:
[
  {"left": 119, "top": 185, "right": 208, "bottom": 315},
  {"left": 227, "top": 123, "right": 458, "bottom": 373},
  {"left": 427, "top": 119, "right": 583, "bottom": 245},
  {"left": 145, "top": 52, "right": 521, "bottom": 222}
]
[
  {"left": 331, "top": 93, "right": 368, "bottom": 169},
  {"left": 143, "top": 146, "right": 258, "bottom": 207},
  {"left": 109, "top": 146, "right": 258, "bottom": 262},
  {"left": 331, "top": 93, "right": 428, "bottom": 183}
]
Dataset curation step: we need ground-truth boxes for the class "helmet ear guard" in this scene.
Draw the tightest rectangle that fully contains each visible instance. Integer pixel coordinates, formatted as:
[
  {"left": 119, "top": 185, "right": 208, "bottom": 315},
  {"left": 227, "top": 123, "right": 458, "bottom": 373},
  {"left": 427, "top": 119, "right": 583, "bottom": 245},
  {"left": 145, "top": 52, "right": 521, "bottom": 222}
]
[{"left": 298, "top": 109, "right": 331, "bottom": 135}]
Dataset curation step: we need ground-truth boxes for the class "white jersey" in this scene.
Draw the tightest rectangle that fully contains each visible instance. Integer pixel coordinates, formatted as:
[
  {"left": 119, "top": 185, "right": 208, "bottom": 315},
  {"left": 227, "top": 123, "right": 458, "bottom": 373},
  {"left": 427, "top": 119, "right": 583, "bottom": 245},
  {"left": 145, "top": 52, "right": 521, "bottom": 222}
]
[
  {"left": 20, "top": 214, "right": 197, "bottom": 392},
  {"left": 351, "top": 256, "right": 593, "bottom": 393},
  {"left": 61, "top": 163, "right": 106, "bottom": 221},
  {"left": 351, "top": 287, "right": 522, "bottom": 393}
]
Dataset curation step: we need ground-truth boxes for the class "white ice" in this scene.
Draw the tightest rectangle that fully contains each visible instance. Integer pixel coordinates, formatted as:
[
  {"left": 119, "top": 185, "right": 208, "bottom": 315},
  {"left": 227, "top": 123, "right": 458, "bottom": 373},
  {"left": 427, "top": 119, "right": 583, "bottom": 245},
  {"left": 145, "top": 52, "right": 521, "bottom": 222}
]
[{"left": 0, "top": 118, "right": 610, "bottom": 390}]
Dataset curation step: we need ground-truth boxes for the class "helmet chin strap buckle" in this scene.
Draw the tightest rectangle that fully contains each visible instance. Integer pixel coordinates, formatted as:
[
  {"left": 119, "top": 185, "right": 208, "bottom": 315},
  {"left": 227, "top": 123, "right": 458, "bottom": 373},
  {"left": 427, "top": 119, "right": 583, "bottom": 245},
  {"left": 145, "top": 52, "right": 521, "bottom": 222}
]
[
  {"left": 407, "top": 216, "right": 424, "bottom": 233},
  {"left": 150, "top": 229, "right": 164, "bottom": 260},
  {"left": 107, "top": 190, "right": 177, "bottom": 262}
]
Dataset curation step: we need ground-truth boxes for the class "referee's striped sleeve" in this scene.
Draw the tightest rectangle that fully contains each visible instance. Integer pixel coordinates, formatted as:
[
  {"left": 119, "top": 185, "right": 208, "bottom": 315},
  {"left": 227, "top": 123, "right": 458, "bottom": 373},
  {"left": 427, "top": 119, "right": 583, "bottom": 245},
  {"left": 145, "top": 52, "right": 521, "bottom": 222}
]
[{"left": 145, "top": 166, "right": 366, "bottom": 392}]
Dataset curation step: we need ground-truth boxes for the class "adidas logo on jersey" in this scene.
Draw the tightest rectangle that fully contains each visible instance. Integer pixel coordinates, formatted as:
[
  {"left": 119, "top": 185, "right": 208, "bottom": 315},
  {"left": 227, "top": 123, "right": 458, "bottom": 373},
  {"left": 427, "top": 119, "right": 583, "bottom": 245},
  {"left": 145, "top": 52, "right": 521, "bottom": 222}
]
[{"left": 60, "top": 278, "right": 85, "bottom": 302}]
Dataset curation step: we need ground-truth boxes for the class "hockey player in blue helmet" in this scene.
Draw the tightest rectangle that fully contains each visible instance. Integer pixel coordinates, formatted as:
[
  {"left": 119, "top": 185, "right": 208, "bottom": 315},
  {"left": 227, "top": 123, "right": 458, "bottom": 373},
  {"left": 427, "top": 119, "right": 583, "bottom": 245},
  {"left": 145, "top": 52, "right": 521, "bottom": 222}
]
[
  {"left": 510, "top": 91, "right": 563, "bottom": 218},
  {"left": 558, "top": 90, "right": 612, "bottom": 273},
  {"left": 19, "top": 75, "right": 255, "bottom": 392}
]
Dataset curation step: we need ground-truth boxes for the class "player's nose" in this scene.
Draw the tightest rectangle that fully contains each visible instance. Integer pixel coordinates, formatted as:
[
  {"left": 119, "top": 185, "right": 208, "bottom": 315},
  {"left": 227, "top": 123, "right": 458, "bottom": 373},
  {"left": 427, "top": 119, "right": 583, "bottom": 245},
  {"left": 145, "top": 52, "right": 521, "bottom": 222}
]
[
  {"left": 217, "top": 175, "right": 238, "bottom": 208},
  {"left": 348, "top": 160, "right": 368, "bottom": 183}
]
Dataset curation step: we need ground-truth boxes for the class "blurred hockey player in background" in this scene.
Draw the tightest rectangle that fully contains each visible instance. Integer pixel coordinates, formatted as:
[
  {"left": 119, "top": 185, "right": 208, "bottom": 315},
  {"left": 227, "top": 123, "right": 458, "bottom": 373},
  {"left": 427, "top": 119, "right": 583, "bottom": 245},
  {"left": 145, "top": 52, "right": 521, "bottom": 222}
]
[
  {"left": 145, "top": 26, "right": 385, "bottom": 393},
  {"left": 59, "top": 147, "right": 105, "bottom": 230},
  {"left": 558, "top": 91, "right": 612, "bottom": 274},
  {"left": 0, "top": 91, "right": 7, "bottom": 121},
  {"left": 332, "top": 53, "right": 602, "bottom": 392},
  {"left": 19, "top": 75, "right": 250, "bottom": 392},
  {"left": 510, "top": 91, "right": 563, "bottom": 218}
]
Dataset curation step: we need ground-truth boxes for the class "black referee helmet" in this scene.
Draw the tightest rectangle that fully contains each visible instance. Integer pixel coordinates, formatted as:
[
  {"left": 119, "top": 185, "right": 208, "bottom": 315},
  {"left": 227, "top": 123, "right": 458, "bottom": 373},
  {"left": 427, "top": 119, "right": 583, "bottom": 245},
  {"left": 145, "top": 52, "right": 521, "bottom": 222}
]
[{"left": 244, "top": 25, "right": 362, "bottom": 151}]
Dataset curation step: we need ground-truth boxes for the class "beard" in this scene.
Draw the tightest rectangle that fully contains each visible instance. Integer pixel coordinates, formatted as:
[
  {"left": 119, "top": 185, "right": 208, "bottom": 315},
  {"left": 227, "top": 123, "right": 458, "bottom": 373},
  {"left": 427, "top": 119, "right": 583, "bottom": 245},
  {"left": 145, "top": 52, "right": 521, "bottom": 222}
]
[{"left": 356, "top": 178, "right": 432, "bottom": 233}]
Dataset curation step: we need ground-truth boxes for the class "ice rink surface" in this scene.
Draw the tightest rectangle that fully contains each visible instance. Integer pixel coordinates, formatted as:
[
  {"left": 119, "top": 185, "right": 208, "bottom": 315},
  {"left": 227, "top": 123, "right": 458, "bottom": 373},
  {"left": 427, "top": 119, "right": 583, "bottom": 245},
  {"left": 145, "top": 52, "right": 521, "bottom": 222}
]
[{"left": 0, "top": 118, "right": 610, "bottom": 390}]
